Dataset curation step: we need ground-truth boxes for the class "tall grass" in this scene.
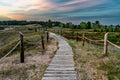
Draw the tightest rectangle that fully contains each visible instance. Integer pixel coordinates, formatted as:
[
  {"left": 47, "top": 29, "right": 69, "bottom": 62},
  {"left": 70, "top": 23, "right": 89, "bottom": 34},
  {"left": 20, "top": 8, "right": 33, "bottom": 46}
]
[
  {"left": 68, "top": 39, "right": 120, "bottom": 80},
  {"left": 0, "top": 26, "right": 46, "bottom": 58}
]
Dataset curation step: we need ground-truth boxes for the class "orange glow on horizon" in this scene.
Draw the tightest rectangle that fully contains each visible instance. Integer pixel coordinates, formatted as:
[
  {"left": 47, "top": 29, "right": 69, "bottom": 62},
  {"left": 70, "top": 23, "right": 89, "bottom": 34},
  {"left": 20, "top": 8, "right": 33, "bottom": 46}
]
[
  {"left": 8, "top": 15, "right": 27, "bottom": 20},
  {"left": 0, "top": 7, "right": 10, "bottom": 16}
]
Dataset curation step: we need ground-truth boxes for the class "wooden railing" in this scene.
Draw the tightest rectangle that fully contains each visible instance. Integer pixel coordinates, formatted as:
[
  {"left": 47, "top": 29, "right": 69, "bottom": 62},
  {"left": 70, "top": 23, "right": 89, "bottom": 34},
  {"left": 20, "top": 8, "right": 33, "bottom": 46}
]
[
  {"left": 0, "top": 31, "right": 49, "bottom": 63},
  {"left": 54, "top": 30, "right": 120, "bottom": 56}
]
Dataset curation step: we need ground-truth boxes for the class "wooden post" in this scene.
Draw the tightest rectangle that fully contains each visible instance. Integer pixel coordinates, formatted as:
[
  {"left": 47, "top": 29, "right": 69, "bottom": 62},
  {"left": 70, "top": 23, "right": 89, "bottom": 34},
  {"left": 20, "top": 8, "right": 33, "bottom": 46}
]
[
  {"left": 47, "top": 31, "right": 49, "bottom": 42},
  {"left": 76, "top": 33, "right": 78, "bottom": 41},
  {"left": 82, "top": 33, "right": 85, "bottom": 46},
  {"left": 41, "top": 36, "right": 45, "bottom": 50},
  {"left": 19, "top": 32, "right": 24, "bottom": 63},
  {"left": 104, "top": 33, "right": 109, "bottom": 56}
]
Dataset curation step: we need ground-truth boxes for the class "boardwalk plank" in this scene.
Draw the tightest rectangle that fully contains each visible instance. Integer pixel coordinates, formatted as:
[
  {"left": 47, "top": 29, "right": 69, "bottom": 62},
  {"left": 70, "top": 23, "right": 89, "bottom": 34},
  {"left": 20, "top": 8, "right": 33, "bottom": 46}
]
[{"left": 42, "top": 33, "right": 77, "bottom": 80}]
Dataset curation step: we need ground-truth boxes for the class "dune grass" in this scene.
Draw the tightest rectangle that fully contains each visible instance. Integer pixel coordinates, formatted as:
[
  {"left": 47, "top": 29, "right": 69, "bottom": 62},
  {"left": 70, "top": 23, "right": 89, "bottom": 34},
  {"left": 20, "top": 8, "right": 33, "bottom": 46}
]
[
  {"left": 0, "top": 25, "right": 46, "bottom": 58},
  {"left": 0, "top": 38, "right": 58, "bottom": 80},
  {"left": 0, "top": 25, "right": 59, "bottom": 80},
  {"left": 67, "top": 39, "right": 120, "bottom": 80}
]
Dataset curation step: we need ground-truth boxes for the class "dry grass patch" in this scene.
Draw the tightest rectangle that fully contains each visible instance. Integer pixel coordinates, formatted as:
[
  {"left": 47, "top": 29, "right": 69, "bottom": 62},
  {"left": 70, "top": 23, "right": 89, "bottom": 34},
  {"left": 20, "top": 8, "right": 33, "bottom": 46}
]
[
  {"left": 0, "top": 37, "right": 58, "bottom": 80},
  {"left": 68, "top": 39, "right": 108, "bottom": 80}
]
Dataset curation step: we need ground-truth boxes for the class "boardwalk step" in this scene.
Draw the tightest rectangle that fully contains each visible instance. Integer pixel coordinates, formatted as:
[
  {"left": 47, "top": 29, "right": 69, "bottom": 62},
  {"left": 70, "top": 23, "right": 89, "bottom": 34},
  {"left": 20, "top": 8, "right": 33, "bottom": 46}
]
[
  {"left": 49, "top": 65, "right": 74, "bottom": 68},
  {"left": 46, "top": 67, "right": 75, "bottom": 71},
  {"left": 49, "top": 64, "right": 74, "bottom": 66},
  {"left": 45, "top": 71, "right": 76, "bottom": 74},
  {"left": 43, "top": 74, "right": 77, "bottom": 77},
  {"left": 42, "top": 33, "right": 77, "bottom": 80},
  {"left": 42, "top": 77, "right": 77, "bottom": 80}
]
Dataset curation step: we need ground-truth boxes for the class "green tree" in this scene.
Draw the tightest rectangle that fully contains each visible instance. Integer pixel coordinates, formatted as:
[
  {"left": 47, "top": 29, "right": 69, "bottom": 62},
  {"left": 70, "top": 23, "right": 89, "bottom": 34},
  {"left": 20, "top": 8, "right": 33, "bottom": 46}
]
[
  {"left": 87, "top": 21, "right": 91, "bottom": 29},
  {"left": 115, "top": 25, "right": 120, "bottom": 32},
  {"left": 52, "top": 23, "right": 55, "bottom": 27},
  {"left": 80, "top": 22, "right": 87, "bottom": 29},
  {"left": 65, "top": 22, "right": 73, "bottom": 28},
  {"left": 93, "top": 21, "right": 100, "bottom": 32},
  {"left": 48, "top": 19, "right": 52, "bottom": 28},
  {"left": 59, "top": 23, "right": 64, "bottom": 28},
  {"left": 104, "top": 25, "right": 108, "bottom": 32},
  {"left": 108, "top": 25, "right": 114, "bottom": 32}
]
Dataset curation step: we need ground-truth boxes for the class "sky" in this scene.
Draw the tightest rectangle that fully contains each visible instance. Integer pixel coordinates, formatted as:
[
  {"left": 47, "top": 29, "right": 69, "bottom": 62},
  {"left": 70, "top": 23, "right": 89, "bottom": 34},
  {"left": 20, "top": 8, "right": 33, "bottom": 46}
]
[{"left": 0, "top": 0, "right": 120, "bottom": 25}]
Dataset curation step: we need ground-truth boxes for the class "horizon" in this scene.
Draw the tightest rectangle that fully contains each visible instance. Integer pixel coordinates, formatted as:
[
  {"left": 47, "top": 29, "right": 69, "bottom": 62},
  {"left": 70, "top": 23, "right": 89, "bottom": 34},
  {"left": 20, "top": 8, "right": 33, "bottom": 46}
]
[{"left": 0, "top": 0, "right": 120, "bottom": 25}]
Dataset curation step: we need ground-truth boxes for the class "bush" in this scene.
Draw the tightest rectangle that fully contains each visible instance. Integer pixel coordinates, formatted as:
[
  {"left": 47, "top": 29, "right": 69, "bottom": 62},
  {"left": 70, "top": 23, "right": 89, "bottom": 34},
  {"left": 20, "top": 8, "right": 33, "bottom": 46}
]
[{"left": 70, "top": 31, "right": 75, "bottom": 35}]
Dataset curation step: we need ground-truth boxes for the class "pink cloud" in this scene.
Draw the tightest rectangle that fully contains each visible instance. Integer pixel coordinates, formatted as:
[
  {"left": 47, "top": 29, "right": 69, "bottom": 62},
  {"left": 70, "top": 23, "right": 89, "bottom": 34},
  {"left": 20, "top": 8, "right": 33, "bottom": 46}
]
[
  {"left": 0, "top": 0, "right": 107, "bottom": 20},
  {"left": 55, "top": 0, "right": 106, "bottom": 12},
  {"left": 64, "top": 0, "right": 88, "bottom": 6},
  {"left": 11, "top": 0, "right": 53, "bottom": 12}
]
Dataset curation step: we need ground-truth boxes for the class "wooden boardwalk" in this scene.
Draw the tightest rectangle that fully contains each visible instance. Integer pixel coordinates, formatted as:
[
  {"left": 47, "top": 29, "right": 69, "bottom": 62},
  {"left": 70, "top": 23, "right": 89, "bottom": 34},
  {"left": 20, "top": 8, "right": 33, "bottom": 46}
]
[{"left": 42, "top": 33, "right": 78, "bottom": 80}]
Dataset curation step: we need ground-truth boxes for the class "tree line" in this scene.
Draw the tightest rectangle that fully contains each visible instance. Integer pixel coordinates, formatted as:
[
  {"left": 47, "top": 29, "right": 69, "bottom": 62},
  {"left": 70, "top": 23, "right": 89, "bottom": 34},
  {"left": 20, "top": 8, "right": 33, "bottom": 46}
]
[
  {"left": 0, "top": 20, "right": 120, "bottom": 32},
  {"left": 58, "top": 20, "right": 120, "bottom": 32}
]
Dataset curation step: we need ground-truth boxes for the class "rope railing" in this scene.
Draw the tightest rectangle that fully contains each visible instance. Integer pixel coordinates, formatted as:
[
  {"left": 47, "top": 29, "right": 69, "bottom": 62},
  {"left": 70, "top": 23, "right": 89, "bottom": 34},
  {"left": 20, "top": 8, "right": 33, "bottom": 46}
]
[
  {"left": 84, "top": 36, "right": 104, "bottom": 42},
  {"left": 24, "top": 31, "right": 48, "bottom": 45},
  {"left": 24, "top": 40, "right": 41, "bottom": 45},
  {"left": 107, "top": 40, "right": 120, "bottom": 49},
  {"left": 62, "top": 31, "right": 120, "bottom": 56},
  {"left": 83, "top": 33, "right": 120, "bottom": 55},
  {"left": 0, "top": 40, "right": 20, "bottom": 61},
  {"left": 0, "top": 31, "right": 50, "bottom": 63}
]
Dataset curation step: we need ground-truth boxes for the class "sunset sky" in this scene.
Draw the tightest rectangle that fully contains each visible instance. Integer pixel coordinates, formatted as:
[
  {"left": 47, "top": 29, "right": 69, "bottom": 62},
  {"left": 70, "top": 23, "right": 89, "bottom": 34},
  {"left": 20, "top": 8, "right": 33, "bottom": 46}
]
[{"left": 0, "top": 0, "right": 120, "bottom": 25}]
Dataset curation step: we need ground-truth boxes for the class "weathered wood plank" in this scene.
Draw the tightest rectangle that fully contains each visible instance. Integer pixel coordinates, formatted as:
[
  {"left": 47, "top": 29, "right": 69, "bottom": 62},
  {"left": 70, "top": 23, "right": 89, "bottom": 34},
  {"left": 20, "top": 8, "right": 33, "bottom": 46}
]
[{"left": 42, "top": 33, "right": 77, "bottom": 80}]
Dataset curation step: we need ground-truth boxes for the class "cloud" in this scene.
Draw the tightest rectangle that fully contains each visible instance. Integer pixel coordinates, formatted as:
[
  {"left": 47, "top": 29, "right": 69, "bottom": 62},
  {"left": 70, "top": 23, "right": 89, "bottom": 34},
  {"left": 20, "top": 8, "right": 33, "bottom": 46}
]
[
  {"left": 12, "top": 0, "right": 53, "bottom": 11},
  {"left": 0, "top": 0, "right": 120, "bottom": 24},
  {"left": 58, "top": 0, "right": 106, "bottom": 12},
  {"left": 64, "top": 0, "right": 88, "bottom": 6},
  {"left": 0, "top": 6, "right": 10, "bottom": 16},
  {"left": 0, "top": 0, "right": 53, "bottom": 11},
  {"left": 8, "top": 0, "right": 109, "bottom": 20},
  {"left": 0, "top": 0, "right": 106, "bottom": 14}
]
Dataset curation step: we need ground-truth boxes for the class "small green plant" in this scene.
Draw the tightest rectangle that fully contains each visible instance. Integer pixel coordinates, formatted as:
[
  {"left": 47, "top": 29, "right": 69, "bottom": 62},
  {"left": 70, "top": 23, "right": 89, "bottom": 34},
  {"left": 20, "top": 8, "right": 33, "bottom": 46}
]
[
  {"left": 70, "top": 31, "right": 75, "bottom": 35},
  {"left": 20, "top": 71, "right": 28, "bottom": 79},
  {"left": 30, "top": 64, "right": 36, "bottom": 69}
]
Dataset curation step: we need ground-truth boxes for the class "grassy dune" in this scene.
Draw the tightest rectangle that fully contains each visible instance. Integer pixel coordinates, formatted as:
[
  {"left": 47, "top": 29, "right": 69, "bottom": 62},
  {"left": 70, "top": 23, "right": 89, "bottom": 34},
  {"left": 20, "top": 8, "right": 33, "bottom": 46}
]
[
  {"left": 68, "top": 39, "right": 120, "bottom": 80},
  {"left": 0, "top": 25, "right": 58, "bottom": 80},
  {"left": 0, "top": 25, "right": 46, "bottom": 58}
]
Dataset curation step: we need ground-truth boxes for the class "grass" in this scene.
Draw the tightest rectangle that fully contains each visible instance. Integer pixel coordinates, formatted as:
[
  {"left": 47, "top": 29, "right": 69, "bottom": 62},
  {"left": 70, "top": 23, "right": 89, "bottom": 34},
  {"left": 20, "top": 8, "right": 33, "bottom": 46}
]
[
  {"left": 41, "top": 28, "right": 120, "bottom": 80},
  {"left": 62, "top": 30, "right": 120, "bottom": 79},
  {"left": 0, "top": 37, "right": 58, "bottom": 80},
  {"left": 0, "top": 25, "right": 47, "bottom": 58},
  {"left": 0, "top": 64, "right": 47, "bottom": 79},
  {"left": 0, "top": 31, "right": 19, "bottom": 47},
  {"left": 0, "top": 64, "right": 28, "bottom": 79},
  {"left": 63, "top": 30, "right": 120, "bottom": 45},
  {"left": 0, "top": 25, "right": 58, "bottom": 80},
  {"left": 67, "top": 39, "right": 120, "bottom": 80},
  {"left": 98, "top": 52, "right": 120, "bottom": 80},
  {"left": 0, "top": 40, "right": 19, "bottom": 57},
  {"left": 30, "top": 64, "right": 36, "bottom": 69}
]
